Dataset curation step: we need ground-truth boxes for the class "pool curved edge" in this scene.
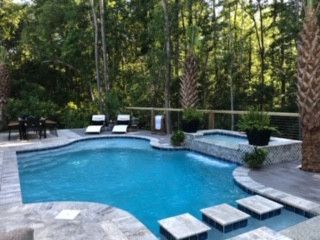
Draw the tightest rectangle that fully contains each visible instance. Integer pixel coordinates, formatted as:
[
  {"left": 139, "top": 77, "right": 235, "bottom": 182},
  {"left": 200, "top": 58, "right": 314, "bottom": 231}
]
[
  {"left": 233, "top": 167, "right": 320, "bottom": 218},
  {"left": 16, "top": 134, "right": 188, "bottom": 155},
  {"left": 0, "top": 201, "right": 158, "bottom": 240},
  {"left": 1, "top": 134, "right": 186, "bottom": 240}
]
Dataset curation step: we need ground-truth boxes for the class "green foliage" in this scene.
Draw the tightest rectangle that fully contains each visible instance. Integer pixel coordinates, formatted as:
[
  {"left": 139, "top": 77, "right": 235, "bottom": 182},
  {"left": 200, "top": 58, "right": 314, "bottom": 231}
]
[
  {"left": 171, "top": 130, "right": 185, "bottom": 146},
  {"left": 238, "top": 109, "right": 277, "bottom": 132},
  {"left": 7, "top": 97, "right": 58, "bottom": 119},
  {"left": 0, "top": 46, "right": 7, "bottom": 64},
  {"left": 243, "top": 147, "right": 268, "bottom": 169},
  {"left": 182, "top": 108, "right": 203, "bottom": 123},
  {"left": 102, "top": 90, "right": 122, "bottom": 120},
  {"left": 61, "top": 101, "right": 98, "bottom": 128},
  {"left": 1, "top": 0, "right": 302, "bottom": 132}
]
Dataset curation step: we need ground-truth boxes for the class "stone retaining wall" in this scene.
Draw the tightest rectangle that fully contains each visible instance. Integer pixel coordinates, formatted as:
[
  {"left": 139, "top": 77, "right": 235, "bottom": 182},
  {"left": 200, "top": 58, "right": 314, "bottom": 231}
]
[{"left": 185, "top": 129, "right": 302, "bottom": 165}]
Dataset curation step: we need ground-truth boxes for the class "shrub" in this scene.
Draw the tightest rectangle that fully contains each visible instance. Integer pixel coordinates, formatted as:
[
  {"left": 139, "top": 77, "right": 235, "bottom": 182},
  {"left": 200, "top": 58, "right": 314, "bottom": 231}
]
[
  {"left": 181, "top": 108, "right": 203, "bottom": 132},
  {"left": 182, "top": 108, "right": 203, "bottom": 123},
  {"left": 243, "top": 147, "right": 268, "bottom": 169},
  {"left": 61, "top": 101, "right": 98, "bottom": 128},
  {"left": 238, "top": 108, "right": 277, "bottom": 132},
  {"left": 101, "top": 90, "right": 121, "bottom": 120},
  {"left": 7, "top": 97, "right": 59, "bottom": 120},
  {"left": 171, "top": 130, "right": 185, "bottom": 146}
]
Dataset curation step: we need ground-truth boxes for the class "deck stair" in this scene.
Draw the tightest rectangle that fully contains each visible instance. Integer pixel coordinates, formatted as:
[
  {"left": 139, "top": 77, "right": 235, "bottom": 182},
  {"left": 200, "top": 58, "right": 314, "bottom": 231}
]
[
  {"left": 229, "top": 227, "right": 292, "bottom": 240},
  {"left": 201, "top": 204, "right": 250, "bottom": 233},
  {"left": 236, "top": 195, "right": 284, "bottom": 220},
  {"left": 158, "top": 213, "right": 210, "bottom": 240}
]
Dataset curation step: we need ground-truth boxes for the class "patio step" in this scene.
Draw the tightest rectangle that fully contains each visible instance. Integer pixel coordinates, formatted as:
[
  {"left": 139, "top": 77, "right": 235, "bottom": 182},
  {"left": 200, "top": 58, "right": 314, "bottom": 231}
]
[
  {"left": 201, "top": 204, "right": 250, "bottom": 233},
  {"left": 229, "top": 227, "right": 292, "bottom": 240},
  {"left": 158, "top": 213, "right": 210, "bottom": 240},
  {"left": 236, "top": 195, "right": 283, "bottom": 220}
]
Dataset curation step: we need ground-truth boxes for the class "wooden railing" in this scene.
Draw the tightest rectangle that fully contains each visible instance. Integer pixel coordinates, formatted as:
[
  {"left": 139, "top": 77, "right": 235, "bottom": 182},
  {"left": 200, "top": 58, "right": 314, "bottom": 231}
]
[{"left": 126, "top": 107, "right": 301, "bottom": 139}]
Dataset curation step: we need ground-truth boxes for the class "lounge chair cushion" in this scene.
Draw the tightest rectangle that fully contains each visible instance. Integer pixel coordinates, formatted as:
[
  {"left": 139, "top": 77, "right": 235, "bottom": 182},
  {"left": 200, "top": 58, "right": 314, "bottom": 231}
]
[
  {"left": 85, "top": 125, "right": 104, "bottom": 133},
  {"left": 0, "top": 228, "right": 34, "bottom": 240},
  {"left": 112, "top": 125, "right": 128, "bottom": 133},
  {"left": 92, "top": 115, "right": 106, "bottom": 122},
  {"left": 117, "top": 115, "right": 130, "bottom": 122}
]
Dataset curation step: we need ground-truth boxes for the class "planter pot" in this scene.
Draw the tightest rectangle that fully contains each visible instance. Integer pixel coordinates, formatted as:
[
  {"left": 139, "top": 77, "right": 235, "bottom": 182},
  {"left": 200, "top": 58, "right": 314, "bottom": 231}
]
[
  {"left": 246, "top": 129, "right": 271, "bottom": 146},
  {"left": 182, "top": 119, "right": 200, "bottom": 133}
]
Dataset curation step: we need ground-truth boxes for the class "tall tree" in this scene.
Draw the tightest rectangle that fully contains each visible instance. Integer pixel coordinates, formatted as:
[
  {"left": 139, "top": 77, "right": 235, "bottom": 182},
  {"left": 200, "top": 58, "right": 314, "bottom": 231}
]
[
  {"left": 0, "top": 46, "right": 10, "bottom": 129},
  {"left": 297, "top": 1, "right": 320, "bottom": 172},
  {"left": 99, "top": 0, "right": 110, "bottom": 94},
  {"left": 90, "top": 0, "right": 102, "bottom": 111},
  {"left": 161, "top": 0, "right": 172, "bottom": 134}
]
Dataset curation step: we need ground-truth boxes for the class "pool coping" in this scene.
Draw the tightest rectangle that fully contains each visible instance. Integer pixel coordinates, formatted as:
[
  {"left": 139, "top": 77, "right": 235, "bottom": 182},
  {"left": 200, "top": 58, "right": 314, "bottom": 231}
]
[
  {"left": 1, "top": 132, "right": 319, "bottom": 239},
  {"left": 233, "top": 167, "right": 320, "bottom": 218}
]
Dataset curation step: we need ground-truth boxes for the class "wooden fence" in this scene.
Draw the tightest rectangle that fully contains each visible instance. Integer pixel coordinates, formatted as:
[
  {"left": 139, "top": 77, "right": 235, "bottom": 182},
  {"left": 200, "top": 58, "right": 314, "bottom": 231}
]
[{"left": 126, "top": 107, "right": 301, "bottom": 139}]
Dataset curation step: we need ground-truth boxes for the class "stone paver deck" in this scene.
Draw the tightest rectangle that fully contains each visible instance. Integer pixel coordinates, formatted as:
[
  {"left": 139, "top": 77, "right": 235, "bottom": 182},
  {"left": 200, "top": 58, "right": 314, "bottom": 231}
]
[
  {"left": 0, "top": 202, "right": 157, "bottom": 240},
  {"left": 201, "top": 204, "right": 250, "bottom": 232},
  {"left": 158, "top": 213, "right": 210, "bottom": 240},
  {"left": 249, "top": 161, "right": 320, "bottom": 203},
  {"left": 280, "top": 215, "right": 320, "bottom": 240},
  {"left": 229, "top": 227, "right": 292, "bottom": 240}
]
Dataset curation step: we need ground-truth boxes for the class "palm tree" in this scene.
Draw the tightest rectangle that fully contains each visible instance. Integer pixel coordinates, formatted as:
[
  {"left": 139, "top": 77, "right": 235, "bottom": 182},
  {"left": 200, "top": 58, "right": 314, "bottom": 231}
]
[
  {"left": 297, "top": 1, "right": 320, "bottom": 172},
  {"left": 180, "top": 51, "right": 199, "bottom": 108}
]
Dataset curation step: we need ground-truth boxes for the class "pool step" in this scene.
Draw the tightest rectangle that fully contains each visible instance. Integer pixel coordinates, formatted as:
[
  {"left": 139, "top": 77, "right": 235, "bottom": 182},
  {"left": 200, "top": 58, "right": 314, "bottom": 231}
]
[
  {"left": 18, "top": 159, "right": 62, "bottom": 173},
  {"left": 236, "top": 195, "right": 283, "bottom": 220},
  {"left": 228, "top": 226, "right": 292, "bottom": 240},
  {"left": 201, "top": 204, "right": 250, "bottom": 233},
  {"left": 158, "top": 213, "right": 210, "bottom": 240}
]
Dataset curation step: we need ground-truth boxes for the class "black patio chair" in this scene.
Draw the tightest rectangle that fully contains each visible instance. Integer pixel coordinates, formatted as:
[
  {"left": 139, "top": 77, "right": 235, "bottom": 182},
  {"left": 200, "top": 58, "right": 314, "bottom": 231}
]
[
  {"left": 25, "top": 116, "right": 41, "bottom": 139},
  {"left": 45, "top": 116, "right": 59, "bottom": 137},
  {"left": 7, "top": 121, "right": 20, "bottom": 140}
]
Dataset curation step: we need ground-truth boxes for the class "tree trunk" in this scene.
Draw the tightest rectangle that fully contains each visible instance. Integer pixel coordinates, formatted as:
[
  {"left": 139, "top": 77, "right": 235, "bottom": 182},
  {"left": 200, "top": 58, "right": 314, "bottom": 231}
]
[
  {"left": 99, "top": 0, "right": 110, "bottom": 94},
  {"left": 161, "top": 0, "right": 172, "bottom": 134},
  {"left": 258, "top": 0, "right": 265, "bottom": 86},
  {"left": 297, "top": 3, "right": 320, "bottom": 172},
  {"left": 301, "top": 128, "right": 320, "bottom": 172},
  {"left": 173, "top": 0, "right": 180, "bottom": 78},
  {"left": 90, "top": 0, "right": 102, "bottom": 112}
]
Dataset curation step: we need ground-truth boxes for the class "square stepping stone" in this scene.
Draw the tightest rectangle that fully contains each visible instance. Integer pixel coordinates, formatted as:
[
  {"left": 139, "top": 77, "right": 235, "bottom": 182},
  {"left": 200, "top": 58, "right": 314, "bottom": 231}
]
[
  {"left": 229, "top": 227, "right": 292, "bottom": 240},
  {"left": 158, "top": 213, "right": 210, "bottom": 240},
  {"left": 201, "top": 204, "right": 250, "bottom": 233},
  {"left": 236, "top": 195, "right": 283, "bottom": 220}
]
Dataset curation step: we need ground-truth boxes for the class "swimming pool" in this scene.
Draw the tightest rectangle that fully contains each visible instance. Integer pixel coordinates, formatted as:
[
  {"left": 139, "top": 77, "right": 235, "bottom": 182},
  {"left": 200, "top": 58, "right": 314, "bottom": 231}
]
[{"left": 17, "top": 138, "right": 306, "bottom": 238}]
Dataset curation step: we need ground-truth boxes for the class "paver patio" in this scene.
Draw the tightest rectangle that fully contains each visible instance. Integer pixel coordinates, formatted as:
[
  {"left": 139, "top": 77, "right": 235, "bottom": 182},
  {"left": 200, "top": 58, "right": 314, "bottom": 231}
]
[{"left": 249, "top": 161, "right": 320, "bottom": 203}]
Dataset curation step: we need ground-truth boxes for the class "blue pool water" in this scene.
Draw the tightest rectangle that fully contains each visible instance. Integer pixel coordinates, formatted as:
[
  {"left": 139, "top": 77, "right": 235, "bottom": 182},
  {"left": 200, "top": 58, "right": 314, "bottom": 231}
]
[
  {"left": 17, "top": 138, "right": 306, "bottom": 239},
  {"left": 198, "top": 134, "right": 249, "bottom": 147}
]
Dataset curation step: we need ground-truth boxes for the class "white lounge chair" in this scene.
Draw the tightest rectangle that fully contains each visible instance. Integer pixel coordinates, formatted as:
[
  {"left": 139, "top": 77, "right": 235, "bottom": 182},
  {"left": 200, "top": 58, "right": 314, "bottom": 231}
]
[
  {"left": 112, "top": 114, "right": 130, "bottom": 133},
  {"left": 85, "top": 115, "right": 106, "bottom": 134}
]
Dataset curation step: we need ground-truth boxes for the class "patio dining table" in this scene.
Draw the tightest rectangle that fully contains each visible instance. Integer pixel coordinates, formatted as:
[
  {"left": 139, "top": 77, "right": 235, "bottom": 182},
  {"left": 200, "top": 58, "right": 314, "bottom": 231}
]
[{"left": 8, "top": 116, "right": 52, "bottom": 140}]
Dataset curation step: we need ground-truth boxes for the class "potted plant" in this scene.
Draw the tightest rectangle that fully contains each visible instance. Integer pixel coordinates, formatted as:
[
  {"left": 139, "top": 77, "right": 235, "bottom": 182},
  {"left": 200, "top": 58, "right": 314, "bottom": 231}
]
[
  {"left": 238, "top": 109, "right": 277, "bottom": 146},
  {"left": 171, "top": 130, "right": 185, "bottom": 146},
  {"left": 181, "top": 108, "right": 203, "bottom": 133},
  {"left": 243, "top": 147, "right": 268, "bottom": 169}
]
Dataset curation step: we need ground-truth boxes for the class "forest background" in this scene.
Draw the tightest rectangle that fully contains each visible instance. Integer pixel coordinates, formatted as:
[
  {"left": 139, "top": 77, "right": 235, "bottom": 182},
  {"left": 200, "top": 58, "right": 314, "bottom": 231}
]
[{"left": 0, "top": 0, "right": 303, "bottom": 128}]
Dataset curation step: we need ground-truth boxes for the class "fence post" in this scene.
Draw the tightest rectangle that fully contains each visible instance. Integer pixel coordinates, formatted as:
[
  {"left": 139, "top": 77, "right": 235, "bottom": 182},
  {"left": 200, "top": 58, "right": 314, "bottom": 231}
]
[
  {"left": 150, "top": 108, "right": 155, "bottom": 132},
  {"left": 208, "top": 112, "right": 215, "bottom": 129}
]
